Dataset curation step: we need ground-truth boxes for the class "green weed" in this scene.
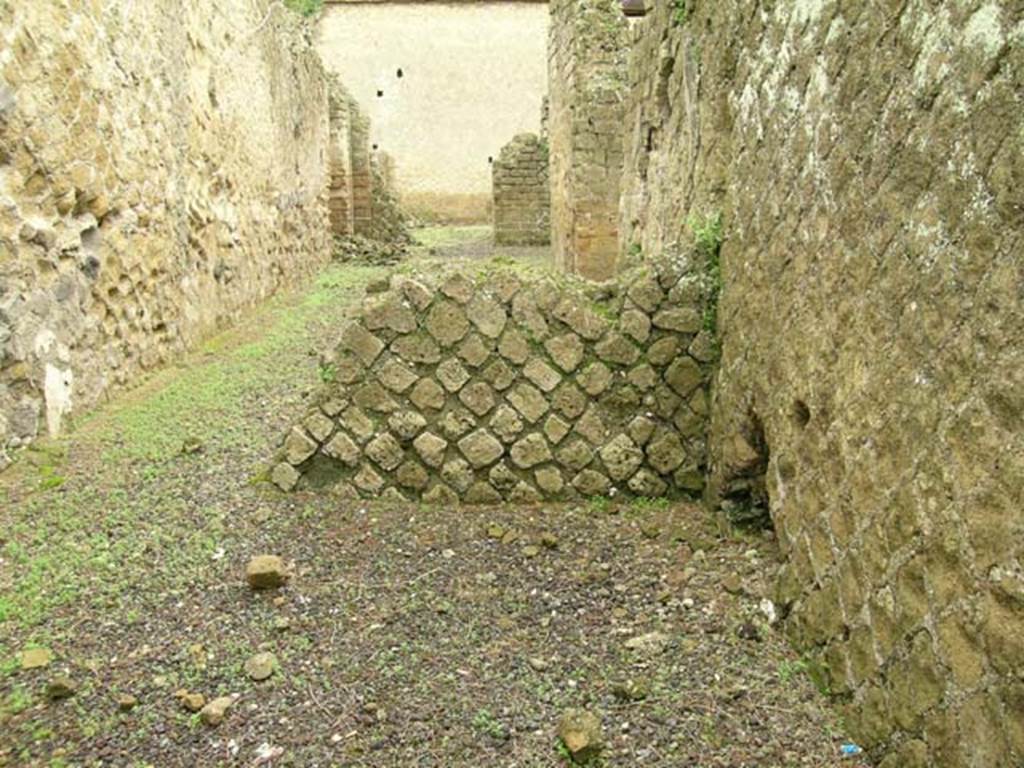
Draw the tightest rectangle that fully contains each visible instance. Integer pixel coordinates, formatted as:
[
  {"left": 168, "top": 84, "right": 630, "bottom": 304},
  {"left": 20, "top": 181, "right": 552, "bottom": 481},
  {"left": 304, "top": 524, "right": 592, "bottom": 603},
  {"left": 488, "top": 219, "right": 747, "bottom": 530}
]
[{"left": 283, "top": 0, "right": 323, "bottom": 17}]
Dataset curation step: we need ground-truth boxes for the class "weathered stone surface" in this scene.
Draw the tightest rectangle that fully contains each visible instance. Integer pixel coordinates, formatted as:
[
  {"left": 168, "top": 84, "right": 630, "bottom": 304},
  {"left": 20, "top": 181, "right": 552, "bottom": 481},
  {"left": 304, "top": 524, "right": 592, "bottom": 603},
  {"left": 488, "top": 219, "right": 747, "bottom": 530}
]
[
  {"left": 627, "top": 364, "right": 657, "bottom": 391},
  {"left": 510, "top": 433, "right": 553, "bottom": 469},
  {"left": 467, "top": 294, "right": 508, "bottom": 338},
  {"left": 543, "top": 415, "right": 571, "bottom": 445},
  {"left": 628, "top": 468, "right": 668, "bottom": 498},
  {"left": 366, "top": 433, "right": 405, "bottom": 471},
  {"left": 557, "top": 439, "right": 594, "bottom": 472},
  {"left": 664, "top": 357, "right": 702, "bottom": 397},
  {"left": 578, "top": 362, "right": 612, "bottom": 396},
  {"left": 481, "top": 359, "right": 517, "bottom": 390},
  {"left": 507, "top": 383, "right": 549, "bottom": 423},
  {"left": 596, "top": 333, "right": 640, "bottom": 366},
  {"left": 457, "top": 334, "right": 491, "bottom": 368},
  {"left": 353, "top": 463, "right": 385, "bottom": 493},
  {"left": 653, "top": 308, "right": 701, "bottom": 333},
  {"left": 465, "top": 481, "right": 502, "bottom": 504},
  {"left": 575, "top": 406, "right": 607, "bottom": 446},
  {"left": 341, "top": 324, "right": 385, "bottom": 367},
  {"left": 200, "top": 696, "right": 235, "bottom": 727},
  {"left": 490, "top": 404, "right": 525, "bottom": 443},
  {"left": 437, "top": 359, "right": 471, "bottom": 393},
  {"left": 392, "top": 333, "right": 442, "bottom": 364},
  {"left": 440, "top": 273, "right": 474, "bottom": 304},
  {"left": 19, "top": 648, "right": 52, "bottom": 670},
  {"left": 620, "top": 309, "right": 652, "bottom": 343},
  {"left": 647, "top": 432, "right": 685, "bottom": 475},
  {"left": 627, "top": 275, "right": 665, "bottom": 313},
  {"left": 523, "top": 358, "right": 562, "bottom": 393},
  {"left": 458, "top": 429, "right": 504, "bottom": 468},
  {"left": 284, "top": 428, "right": 318, "bottom": 466},
  {"left": 535, "top": 466, "right": 565, "bottom": 494},
  {"left": 646, "top": 336, "right": 680, "bottom": 367},
  {"left": 552, "top": 299, "right": 607, "bottom": 341},
  {"left": 489, "top": 461, "right": 518, "bottom": 493},
  {"left": 341, "top": 407, "right": 376, "bottom": 443},
  {"left": 304, "top": 412, "right": 335, "bottom": 443},
  {"left": 410, "top": 379, "right": 446, "bottom": 411},
  {"left": 627, "top": 415, "right": 656, "bottom": 446},
  {"left": 378, "top": 357, "right": 419, "bottom": 393},
  {"left": 599, "top": 434, "right": 644, "bottom": 482},
  {"left": 364, "top": 295, "right": 417, "bottom": 334},
  {"left": 557, "top": 709, "right": 604, "bottom": 763},
  {"left": 353, "top": 383, "right": 399, "bottom": 413},
  {"left": 572, "top": 469, "right": 611, "bottom": 496},
  {"left": 552, "top": 381, "right": 587, "bottom": 419},
  {"left": 544, "top": 333, "right": 585, "bottom": 373},
  {"left": 498, "top": 328, "right": 530, "bottom": 365},
  {"left": 413, "top": 432, "right": 448, "bottom": 468},
  {"left": 425, "top": 301, "right": 470, "bottom": 347},
  {"left": 494, "top": 133, "right": 551, "bottom": 246},
  {"left": 440, "top": 408, "right": 475, "bottom": 439},
  {"left": 247, "top": 555, "right": 289, "bottom": 590},
  {"left": 271, "top": 462, "right": 301, "bottom": 491},
  {"left": 441, "top": 458, "right": 475, "bottom": 492},
  {"left": 396, "top": 460, "right": 429, "bottom": 490},
  {"left": 323, "top": 432, "right": 361, "bottom": 466},
  {"left": 388, "top": 411, "right": 428, "bottom": 441},
  {"left": 459, "top": 382, "right": 496, "bottom": 417}
]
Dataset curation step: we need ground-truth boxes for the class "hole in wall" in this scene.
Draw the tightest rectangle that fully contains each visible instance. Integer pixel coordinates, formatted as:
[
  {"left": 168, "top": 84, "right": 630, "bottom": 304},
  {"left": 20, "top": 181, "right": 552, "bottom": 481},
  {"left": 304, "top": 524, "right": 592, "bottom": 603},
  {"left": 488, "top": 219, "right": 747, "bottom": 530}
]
[
  {"left": 396, "top": 68, "right": 404, "bottom": 78},
  {"left": 721, "top": 410, "right": 773, "bottom": 531},
  {"left": 488, "top": 156, "right": 493, "bottom": 164},
  {"left": 372, "top": 144, "right": 379, "bottom": 151},
  {"left": 792, "top": 399, "right": 811, "bottom": 428},
  {"left": 377, "top": 90, "right": 384, "bottom": 98}
]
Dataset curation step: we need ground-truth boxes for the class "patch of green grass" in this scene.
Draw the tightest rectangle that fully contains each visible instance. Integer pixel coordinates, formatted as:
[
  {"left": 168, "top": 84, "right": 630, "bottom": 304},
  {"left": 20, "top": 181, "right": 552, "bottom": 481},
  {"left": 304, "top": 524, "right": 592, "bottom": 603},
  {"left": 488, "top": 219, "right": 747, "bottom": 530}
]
[
  {"left": 412, "top": 225, "right": 490, "bottom": 250},
  {"left": 777, "top": 658, "right": 810, "bottom": 684},
  {"left": 672, "top": 0, "right": 693, "bottom": 25},
  {"left": 283, "top": 0, "right": 323, "bottom": 17},
  {"left": 630, "top": 496, "right": 671, "bottom": 512},
  {"left": 471, "top": 708, "right": 508, "bottom": 740},
  {"left": 687, "top": 211, "right": 724, "bottom": 349}
]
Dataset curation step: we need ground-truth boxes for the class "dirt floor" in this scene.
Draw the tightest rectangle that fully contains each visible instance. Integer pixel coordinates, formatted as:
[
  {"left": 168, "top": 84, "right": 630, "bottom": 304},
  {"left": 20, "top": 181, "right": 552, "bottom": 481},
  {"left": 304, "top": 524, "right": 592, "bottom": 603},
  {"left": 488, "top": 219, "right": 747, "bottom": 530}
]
[{"left": 0, "top": 228, "right": 869, "bottom": 767}]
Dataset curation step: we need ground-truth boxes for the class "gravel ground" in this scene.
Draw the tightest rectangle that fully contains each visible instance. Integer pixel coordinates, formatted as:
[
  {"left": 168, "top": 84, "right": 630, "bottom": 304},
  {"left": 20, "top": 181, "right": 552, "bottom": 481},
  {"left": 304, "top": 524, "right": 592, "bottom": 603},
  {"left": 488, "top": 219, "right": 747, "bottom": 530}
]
[{"left": 0, "top": 229, "right": 869, "bottom": 767}]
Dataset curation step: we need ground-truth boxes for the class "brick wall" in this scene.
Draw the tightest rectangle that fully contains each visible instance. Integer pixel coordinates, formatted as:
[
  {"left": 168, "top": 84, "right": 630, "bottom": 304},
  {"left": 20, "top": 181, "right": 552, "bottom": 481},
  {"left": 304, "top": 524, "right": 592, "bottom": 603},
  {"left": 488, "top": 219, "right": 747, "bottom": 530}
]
[
  {"left": 492, "top": 133, "right": 550, "bottom": 246},
  {"left": 547, "top": 0, "right": 629, "bottom": 282}
]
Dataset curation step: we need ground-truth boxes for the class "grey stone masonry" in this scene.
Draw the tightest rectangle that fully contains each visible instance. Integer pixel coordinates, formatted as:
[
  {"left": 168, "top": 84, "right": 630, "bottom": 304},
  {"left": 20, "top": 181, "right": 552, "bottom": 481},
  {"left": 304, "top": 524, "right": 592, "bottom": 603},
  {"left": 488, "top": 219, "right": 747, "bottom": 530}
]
[{"left": 270, "top": 258, "right": 711, "bottom": 503}]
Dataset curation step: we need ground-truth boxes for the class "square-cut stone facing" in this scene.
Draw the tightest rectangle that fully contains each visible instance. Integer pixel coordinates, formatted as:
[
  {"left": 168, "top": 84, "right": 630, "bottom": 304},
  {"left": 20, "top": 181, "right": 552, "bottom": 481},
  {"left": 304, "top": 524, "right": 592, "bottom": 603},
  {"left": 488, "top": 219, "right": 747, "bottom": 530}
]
[
  {"left": 459, "top": 382, "right": 496, "bottom": 416},
  {"left": 510, "top": 433, "right": 553, "bottom": 469},
  {"left": 377, "top": 357, "right": 419, "bottom": 393},
  {"left": 366, "top": 433, "right": 405, "bottom": 471},
  {"left": 413, "top": 431, "right": 448, "bottom": 467},
  {"left": 578, "top": 362, "right": 612, "bottom": 396},
  {"left": 437, "top": 359, "right": 471, "bottom": 393},
  {"left": 425, "top": 301, "right": 470, "bottom": 347},
  {"left": 524, "top": 358, "right": 562, "bottom": 393},
  {"left": 304, "top": 412, "right": 334, "bottom": 443},
  {"left": 498, "top": 329, "right": 530, "bottom": 365},
  {"left": 410, "top": 379, "right": 446, "bottom": 411},
  {"left": 596, "top": 332, "right": 640, "bottom": 366},
  {"left": 323, "top": 432, "right": 361, "bottom": 466},
  {"left": 647, "top": 432, "right": 685, "bottom": 474},
  {"left": 457, "top": 334, "right": 491, "bottom": 368},
  {"left": 665, "top": 356, "right": 703, "bottom": 397},
  {"left": 468, "top": 294, "right": 508, "bottom": 338},
  {"left": 545, "top": 333, "right": 584, "bottom": 373},
  {"left": 284, "top": 427, "right": 317, "bottom": 466},
  {"left": 599, "top": 434, "right": 644, "bottom": 481},
  {"left": 507, "top": 382, "right": 550, "bottom": 423},
  {"left": 458, "top": 429, "right": 504, "bottom": 468},
  {"left": 653, "top": 308, "right": 701, "bottom": 333},
  {"left": 392, "top": 333, "right": 441, "bottom": 364},
  {"left": 491, "top": 404, "right": 525, "bottom": 442},
  {"left": 341, "top": 323, "right": 385, "bottom": 367}
]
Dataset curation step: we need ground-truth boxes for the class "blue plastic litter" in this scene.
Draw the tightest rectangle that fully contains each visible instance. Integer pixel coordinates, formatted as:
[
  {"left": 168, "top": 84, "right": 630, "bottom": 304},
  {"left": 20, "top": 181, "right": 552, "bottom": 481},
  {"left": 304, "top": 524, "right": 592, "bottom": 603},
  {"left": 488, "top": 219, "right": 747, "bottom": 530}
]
[{"left": 840, "top": 743, "right": 863, "bottom": 757}]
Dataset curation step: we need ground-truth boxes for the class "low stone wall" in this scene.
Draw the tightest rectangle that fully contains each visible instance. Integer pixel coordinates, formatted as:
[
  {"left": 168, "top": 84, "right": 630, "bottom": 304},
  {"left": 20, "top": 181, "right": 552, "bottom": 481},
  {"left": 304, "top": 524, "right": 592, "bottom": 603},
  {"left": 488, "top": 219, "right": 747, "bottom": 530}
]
[
  {"left": 0, "top": 0, "right": 341, "bottom": 458},
  {"left": 492, "top": 134, "right": 550, "bottom": 246},
  {"left": 271, "top": 259, "right": 714, "bottom": 502}
]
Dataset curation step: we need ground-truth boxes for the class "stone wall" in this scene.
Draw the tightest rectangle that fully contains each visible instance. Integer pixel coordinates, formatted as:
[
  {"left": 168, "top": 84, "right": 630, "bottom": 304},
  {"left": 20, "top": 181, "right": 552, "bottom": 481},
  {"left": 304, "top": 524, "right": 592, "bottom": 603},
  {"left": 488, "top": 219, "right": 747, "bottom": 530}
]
[
  {"left": 622, "top": 3, "right": 1024, "bottom": 766},
  {"left": 547, "top": 0, "right": 629, "bottom": 281},
  {"left": 0, "top": 1, "right": 382, "bottom": 459},
  {"left": 271, "top": 259, "right": 714, "bottom": 502},
  {"left": 492, "top": 134, "right": 550, "bottom": 246}
]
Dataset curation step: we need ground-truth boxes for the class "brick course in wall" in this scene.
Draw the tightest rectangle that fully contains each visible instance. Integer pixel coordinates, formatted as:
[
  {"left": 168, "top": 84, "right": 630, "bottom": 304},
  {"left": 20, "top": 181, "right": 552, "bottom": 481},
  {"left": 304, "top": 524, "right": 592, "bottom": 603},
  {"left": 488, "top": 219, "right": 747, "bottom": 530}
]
[
  {"left": 271, "top": 260, "right": 714, "bottom": 502},
  {"left": 492, "top": 133, "right": 550, "bottom": 246},
  {"left": 547, "top": 0, "right": 629, "bottom": 282}
]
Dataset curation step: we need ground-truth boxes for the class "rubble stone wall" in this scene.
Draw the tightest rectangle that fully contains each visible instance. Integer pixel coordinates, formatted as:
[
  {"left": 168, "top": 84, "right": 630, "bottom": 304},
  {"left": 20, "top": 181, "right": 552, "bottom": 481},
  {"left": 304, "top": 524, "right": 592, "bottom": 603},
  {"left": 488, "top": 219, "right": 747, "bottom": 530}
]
[
  {"left": 272, "top": 260, "right": 716, "bottom": 503},
  {"left": 547, "top": 0, "right": 629, "bottom": 281},
  {"left": 492, "top": 134, "right": 550, "bottom": 247},
  {"left": 622, "top": 3, "right": 1024, "bottom": 766},
  {"left": 0, "top": 0, "right": 339, "bottom": 456}
]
